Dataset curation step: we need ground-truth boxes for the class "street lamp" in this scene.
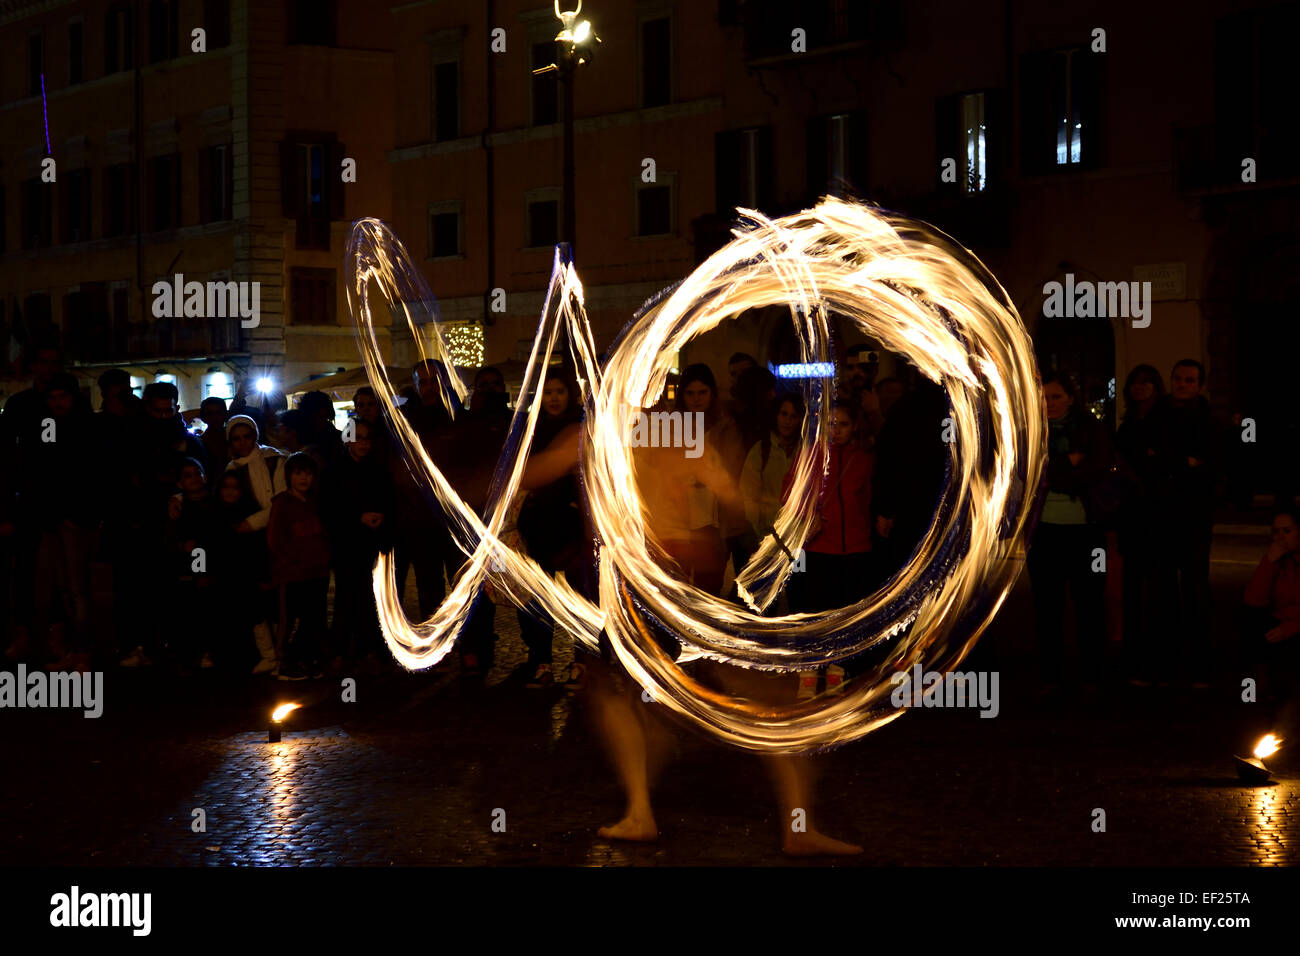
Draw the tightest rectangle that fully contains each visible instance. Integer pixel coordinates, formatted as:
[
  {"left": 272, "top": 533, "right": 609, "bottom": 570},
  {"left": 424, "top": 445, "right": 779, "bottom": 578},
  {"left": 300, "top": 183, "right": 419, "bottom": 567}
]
[{"left": 534, "top": 1, "right": 600, "bottom": 255}]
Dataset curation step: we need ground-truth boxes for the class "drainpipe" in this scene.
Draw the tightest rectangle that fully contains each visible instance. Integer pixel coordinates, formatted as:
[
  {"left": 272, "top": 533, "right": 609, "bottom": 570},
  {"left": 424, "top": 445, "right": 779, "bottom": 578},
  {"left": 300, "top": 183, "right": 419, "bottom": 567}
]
[{"left": 483, "top": 0, "right": 497, "bottom": 327}]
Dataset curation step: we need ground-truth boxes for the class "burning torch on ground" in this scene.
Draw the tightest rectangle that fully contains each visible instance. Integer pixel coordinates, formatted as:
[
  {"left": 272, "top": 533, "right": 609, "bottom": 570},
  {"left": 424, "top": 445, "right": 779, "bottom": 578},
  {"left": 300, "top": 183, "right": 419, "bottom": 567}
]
[{"left": 1235, "top": 733, "right": 1283, "bottom": 784}]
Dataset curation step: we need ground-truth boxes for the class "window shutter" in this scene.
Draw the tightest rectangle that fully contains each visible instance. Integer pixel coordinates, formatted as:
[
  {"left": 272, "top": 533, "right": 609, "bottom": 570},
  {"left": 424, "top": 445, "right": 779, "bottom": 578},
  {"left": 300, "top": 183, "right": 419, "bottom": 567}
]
[
  {"left": 198, "top": 147, "right": 211, "bottom": 224},
  {"left": 329, "top": 141, "right": 345, "bottom": 220},
  {"left": 984, "top": 88, "right": 1008, "bottom": 190},
  {"left": 934, "top": 93, "right": 960, "bottom": 194},
  {"left": 173, "top": 153, "right": 183, "bottom": 227},
  {"left": 805, "top": 115, "right": 827, "bottom": 202},
  {"left": 848, "top": 111, "right": 869, "bottom": 196},
  {"left": 280, "top": 140, "right": 298, "bottom": 218},
  {"left": 756, "top": 125, "right": 774, "bottom": 211},
  {"left": 714, "top": 129, "right": 740, "bottom": 217}
]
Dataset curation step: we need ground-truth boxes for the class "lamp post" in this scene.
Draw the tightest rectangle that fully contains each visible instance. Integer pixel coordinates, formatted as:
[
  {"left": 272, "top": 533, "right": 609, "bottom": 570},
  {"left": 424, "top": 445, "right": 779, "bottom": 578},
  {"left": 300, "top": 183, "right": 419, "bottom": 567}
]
[{"left": 535, "top": 1, "right": 600, "bottom": 255}]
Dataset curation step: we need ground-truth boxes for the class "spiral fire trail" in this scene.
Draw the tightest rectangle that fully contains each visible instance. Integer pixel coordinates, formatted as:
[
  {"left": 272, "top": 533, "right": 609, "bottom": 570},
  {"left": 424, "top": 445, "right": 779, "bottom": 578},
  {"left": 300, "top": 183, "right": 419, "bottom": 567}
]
[{"left": 345, "top": 198, "right": 1045, "bottom": 753}]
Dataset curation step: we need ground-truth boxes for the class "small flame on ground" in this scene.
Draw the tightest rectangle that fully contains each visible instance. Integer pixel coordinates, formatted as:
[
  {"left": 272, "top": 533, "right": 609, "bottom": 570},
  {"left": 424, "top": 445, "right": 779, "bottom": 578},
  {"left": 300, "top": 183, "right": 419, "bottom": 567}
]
[
  {"left": 1253, "top": 733, "right": 1282, "bottom": 759},
  {"left": 271, "top": 703, "right": 301, "bottom": 723}
]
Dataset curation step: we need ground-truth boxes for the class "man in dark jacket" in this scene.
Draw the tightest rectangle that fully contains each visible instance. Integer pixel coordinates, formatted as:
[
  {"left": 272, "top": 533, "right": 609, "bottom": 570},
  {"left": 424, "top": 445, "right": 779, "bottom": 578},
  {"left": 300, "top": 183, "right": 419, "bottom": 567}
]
[
  {"left": 445, "top": 366, "right": 512, "bottom": 678},
  {"left": 1146, "top": 359, "right": 1219, "bottom": 686},
  {"left": 28, "top": 374, "right": 98, "bottom": 669},
  {"left": 322, "top": 418, "right": 395, "bottom": 663}
]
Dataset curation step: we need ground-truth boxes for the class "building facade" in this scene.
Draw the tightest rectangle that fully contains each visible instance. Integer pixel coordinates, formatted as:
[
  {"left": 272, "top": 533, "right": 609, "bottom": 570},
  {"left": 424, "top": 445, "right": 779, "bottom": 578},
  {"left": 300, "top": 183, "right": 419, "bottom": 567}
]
[
  {"left": 0, "top": 0, "right": 393, "bottom": 409},
  {"left": 3, "top": 0, "right": 1295, "bottom": 444}
]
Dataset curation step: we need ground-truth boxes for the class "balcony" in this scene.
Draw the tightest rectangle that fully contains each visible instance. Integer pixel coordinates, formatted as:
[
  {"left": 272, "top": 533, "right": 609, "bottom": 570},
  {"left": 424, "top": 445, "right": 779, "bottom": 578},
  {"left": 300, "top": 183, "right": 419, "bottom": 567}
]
[{"left": 64, "top": 313, "right": 246, "bottom": 364}]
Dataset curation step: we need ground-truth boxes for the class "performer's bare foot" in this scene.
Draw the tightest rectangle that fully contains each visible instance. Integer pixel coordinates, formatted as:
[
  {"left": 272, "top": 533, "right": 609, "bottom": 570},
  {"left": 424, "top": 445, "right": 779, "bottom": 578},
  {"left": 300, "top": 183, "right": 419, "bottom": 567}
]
[
  {"left": 783, "top": 829, "right": 862, "bottom": 857},
  {"left": 598, "top": 812, "right": 658, "bottom": 842}
]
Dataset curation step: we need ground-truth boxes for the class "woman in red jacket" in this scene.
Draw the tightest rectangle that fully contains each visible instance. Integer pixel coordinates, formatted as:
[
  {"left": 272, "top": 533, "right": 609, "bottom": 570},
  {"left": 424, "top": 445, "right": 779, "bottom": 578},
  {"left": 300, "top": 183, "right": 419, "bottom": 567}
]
[
  {"left": 780, "top": 400, "right": 875, "bottom": 698},
  {"left": 782, "top": 400, "right": 876, "bottom": 613}
]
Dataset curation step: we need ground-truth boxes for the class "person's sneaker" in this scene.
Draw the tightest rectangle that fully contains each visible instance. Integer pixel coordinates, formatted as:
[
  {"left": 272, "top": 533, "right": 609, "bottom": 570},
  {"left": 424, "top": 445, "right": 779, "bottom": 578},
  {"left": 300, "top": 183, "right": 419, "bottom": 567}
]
[
  {"left": 526, "top": 663, "right": 553, "bottom": 689},
  {"left": 199, "top": 653, "right": 216, "bottom": 669},
  {"left": 276, "top": 662, "right": 308, "bottom": 682},
  {"left": 120, "top": 645, "right": 151, "bottom": 668},
  {"left": 797, "top": 671, "right": 818, "bottom": 701},
  {"left": 825, "top": 665, "right": 847, "bottom": 695},
  {"left": 562, "top": 662, "right": 586, "bottom": 691},
  {"left": 252, "top": 656, "right": 279, "bottom": 675}
]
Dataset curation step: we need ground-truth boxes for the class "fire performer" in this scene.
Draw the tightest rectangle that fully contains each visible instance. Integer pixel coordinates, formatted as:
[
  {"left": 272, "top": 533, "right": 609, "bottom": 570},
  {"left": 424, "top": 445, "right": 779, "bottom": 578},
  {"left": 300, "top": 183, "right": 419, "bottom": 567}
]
[{"left": 522, "top": 396, "right": 860, "bottom": 853}]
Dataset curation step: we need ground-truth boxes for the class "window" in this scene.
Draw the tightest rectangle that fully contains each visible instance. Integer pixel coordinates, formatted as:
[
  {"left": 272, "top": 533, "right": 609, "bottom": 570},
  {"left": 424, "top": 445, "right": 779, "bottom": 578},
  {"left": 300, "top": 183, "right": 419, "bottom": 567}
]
[
  {"left": 104, "top": 164, "right": 134, "bottom": 237},
  {"left": 63, "top": 169, "right": 92, "bottom": 243},
  {"left": 715, "top": 126, "right": 772, "bottom": 215},
  {"left": 205, "top": 372, "right": 234, "bottom": 399},
  {"left": 640, "top": 17, "right": 671, "bottom": 107},
  {"left": 149, "top": 154, "right": 181, "bottom": 231},
  {"left": 530, "top": 41, "right": 559, "bottom": 125},
  {"left": 281, "top": 135, "right": 344, "bottom": 249},
  {"left": 527, "top": 198, "right": 558, "bottom": 248},
  {"left": 806, "top": 111, "right": 867, "bottom": 199},
  {"left": 155, "top": 373, "right": 177, "bottom": 385},
  {"left": 200, "top": 144, "right": 233, "bottom": 223},
  {"left": 636, "top": 182, "right": 673, "bottom": 237},
  {"left": 204, "top": 0, "right": 231, "bottom": 49},
  {"left": 148, "top": 0, "right": 177, "bottom": 64},
  {"left": 68, "top": 22, "right": 84, "bottom": 85},
  {"left": 130, "top": 375, "right": 146, "bottom": 398},
  {"left": 1020, "top": 48, "right": 1100, "bottom": 174},
  {"left": 427, "top": 204, "right": 462, "bottom": 258},
  {"left": 29, "top": 32, "right": 44, "bottom": 97},
  {"left": 432, "top": 59, "right": 460, "bottom": 142},
  {"left": 21, "top": 179, "right": 52, "bottom": 249},
  {"left": 936, "top": 89, "right": 1004, "bottom": 196},
  {"left": 290, "top": 267, "right": 336, "bottom": 324},
  {"left": 289, "top": 0, "right": 336, "bottom": 45},
  {"left": 105, "top": 5, "right": 133, "bottom": 74},
  {"left": 64, "top": 284, "right": 109, "bottom": 360}
]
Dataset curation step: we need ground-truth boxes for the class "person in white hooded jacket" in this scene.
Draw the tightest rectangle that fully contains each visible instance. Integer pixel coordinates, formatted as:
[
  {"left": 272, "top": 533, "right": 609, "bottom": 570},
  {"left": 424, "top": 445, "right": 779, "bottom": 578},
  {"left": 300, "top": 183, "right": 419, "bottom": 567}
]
[
  {"left": 223, "top": 414, "right": 286, "bottom": 531},
  {"left": 223, "top": 414, "right": 287, "bottom": 672}
]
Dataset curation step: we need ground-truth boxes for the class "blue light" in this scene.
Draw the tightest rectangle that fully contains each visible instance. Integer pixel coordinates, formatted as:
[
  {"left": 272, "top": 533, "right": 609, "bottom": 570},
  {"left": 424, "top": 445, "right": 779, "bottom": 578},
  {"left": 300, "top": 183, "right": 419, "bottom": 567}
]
[{"left": 775, "top": 362, "right": 835, "bottom": 379}]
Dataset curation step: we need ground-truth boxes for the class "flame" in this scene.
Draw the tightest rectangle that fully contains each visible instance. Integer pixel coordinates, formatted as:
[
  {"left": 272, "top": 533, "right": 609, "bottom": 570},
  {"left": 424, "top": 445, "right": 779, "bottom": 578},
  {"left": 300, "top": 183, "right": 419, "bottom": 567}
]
[
  {"left": 344, "top": 198, "right": 1045, "bottom": 753},
  {"left": 271, "top": 703, "right": 301, "bottom": 723},
  {"left": 1254, "top": 733, "right": 1282, "bottom": 759}
]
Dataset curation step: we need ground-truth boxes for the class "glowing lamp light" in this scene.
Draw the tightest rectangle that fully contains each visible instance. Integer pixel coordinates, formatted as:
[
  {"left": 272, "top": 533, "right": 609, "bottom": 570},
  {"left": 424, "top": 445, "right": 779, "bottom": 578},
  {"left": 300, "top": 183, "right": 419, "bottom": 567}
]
[
  {"left": 775, "top": 362, "right": 836, "bottom": 379},
  {"left": 1235, "top": 733, "right": 1282, "bottom": 784},
  {"left": 268, "top": 702, "right": 301, "bottom": 743},
  {"left": 255, "top": 377, "right": 275, "bottom": 395}
]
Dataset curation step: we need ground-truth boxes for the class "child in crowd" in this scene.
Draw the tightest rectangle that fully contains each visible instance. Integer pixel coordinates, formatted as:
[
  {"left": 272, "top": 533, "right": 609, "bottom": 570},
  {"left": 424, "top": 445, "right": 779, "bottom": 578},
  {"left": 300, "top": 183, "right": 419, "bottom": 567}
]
[{"left": 268, "top": 453, "right": 331, "bottom": 681}]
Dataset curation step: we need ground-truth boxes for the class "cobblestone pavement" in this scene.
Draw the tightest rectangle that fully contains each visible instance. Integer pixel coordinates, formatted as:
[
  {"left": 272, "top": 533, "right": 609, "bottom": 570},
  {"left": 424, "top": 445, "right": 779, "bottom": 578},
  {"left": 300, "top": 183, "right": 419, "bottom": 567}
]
[{"left": 2, "top": 529, "right": 1298, "bottom": 866}]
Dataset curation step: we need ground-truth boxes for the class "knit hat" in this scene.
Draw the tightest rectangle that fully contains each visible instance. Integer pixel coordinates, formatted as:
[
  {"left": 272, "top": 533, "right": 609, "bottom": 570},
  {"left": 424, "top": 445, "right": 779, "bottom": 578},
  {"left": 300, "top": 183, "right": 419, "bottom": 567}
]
[{"left": 225, "top": 413, "right": 260, "bottom": 442}]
